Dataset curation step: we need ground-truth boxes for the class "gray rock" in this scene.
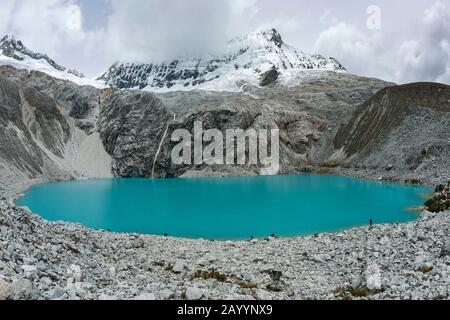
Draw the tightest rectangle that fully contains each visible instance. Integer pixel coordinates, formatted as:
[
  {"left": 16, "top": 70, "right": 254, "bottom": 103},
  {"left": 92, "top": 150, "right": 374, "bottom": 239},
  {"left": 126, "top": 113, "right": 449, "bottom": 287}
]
[
  {"left": 9, "top": 278, "right": 34, "bottom": 299},
  {"left": 159, "top": 289, "right": 175, "bottom": 300},
  {"left": 48, "top": 287, "right": 65, "bottom": 300},
  {"left": 365, "top": 264, "right": 382, "bottom": 291},
  {"left": 441, "top": 238, "right": 450, "bottom": 257},
  {"left": 255, "top": 289, "right": 272, "bottom": 300},
  {"left": 0, "top": 279, "right": 11, "bottom": 300},
  {"left": 133, "top": 237, "right": 145, "bottom": 249},
  {"left": 109, "top": 266, "right": 117, "bottom": 279},
  {"left": 259, "top": 68, "right": 280, "bottom": 87},
  {"left": 21, "top": 265, "right": 37, "bottom": 274},
  {"left": 185, "top": 287, "right": 204, "bottom": 300},
  {"left": 134, "top": 293, "right": 156, "bottom": 300},
  {"left": 172, "top": 260, "right": 187, "bottom": 274},
  {"left": 98, "top": 294, "right": 117, "bottom": 301},
  {"left": 66, "top": 264, "right": 82, "bottom": 283}
]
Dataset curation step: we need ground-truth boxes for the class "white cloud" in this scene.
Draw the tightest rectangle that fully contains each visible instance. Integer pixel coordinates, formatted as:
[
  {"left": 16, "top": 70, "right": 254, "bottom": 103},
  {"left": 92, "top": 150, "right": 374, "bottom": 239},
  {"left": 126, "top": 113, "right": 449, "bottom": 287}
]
[
  {"left": 396, "top": 0, "right": 450, "bottom": 83},
  {"left": 0, "top": 0, "right": 15, "bottom": 33},
  {"left": 66, "top": 4, "right": 83, "bottom": 31},
  {"left": 0, "top": 0, "right": 110, "bottom": 75},
  {"left": 319, "top": 9, "right": 338, "bottom": 26},
  {"left": 315, "top": 1, "right": 450, "bottom": 84},
  {"left": 102, "top": 0, "right": 258, "bottom": 63},
  {"left": 314, "top": 22, "right": 390, "bottom": 80},
  {"left": 1, "top": 0, "right": 88, "bottom": 57}
]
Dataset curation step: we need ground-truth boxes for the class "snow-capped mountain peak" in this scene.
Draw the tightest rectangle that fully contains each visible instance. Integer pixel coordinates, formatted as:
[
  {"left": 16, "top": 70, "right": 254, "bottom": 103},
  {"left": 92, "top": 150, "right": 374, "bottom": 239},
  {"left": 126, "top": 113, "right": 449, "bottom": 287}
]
[
  {"left": 98, "top": 28, "right": 346, "bottom": 92},
  {"left": 229, "top": 28, "right": 285, "bottom": 49},
  {"left": 0, "top": 35, "right": 109, "bottom": 89}
]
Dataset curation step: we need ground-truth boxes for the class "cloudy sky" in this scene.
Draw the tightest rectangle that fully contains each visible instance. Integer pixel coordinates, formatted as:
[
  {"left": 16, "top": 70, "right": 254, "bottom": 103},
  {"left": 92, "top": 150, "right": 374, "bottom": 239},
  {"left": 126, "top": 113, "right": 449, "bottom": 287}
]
[{"left": 0, "top": 0, "right": 449, "bottom": 84}]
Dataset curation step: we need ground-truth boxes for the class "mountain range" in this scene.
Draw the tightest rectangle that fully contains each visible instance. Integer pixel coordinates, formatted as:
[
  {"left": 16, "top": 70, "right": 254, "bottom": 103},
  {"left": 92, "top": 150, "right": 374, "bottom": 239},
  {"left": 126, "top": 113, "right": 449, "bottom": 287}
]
[
  {"left": 1, "top": 29, "right": 346, "bottom": 92},
  {"left": 0, "top": 35, "right": 101, "bottom": 87}
]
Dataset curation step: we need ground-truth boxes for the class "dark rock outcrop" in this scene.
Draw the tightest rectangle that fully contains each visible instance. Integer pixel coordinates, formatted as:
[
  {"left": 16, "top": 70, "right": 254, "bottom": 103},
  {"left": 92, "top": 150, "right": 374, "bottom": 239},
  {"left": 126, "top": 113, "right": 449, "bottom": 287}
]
[
  {"left": 97, "top": 90, "right": 173, "bottom": 177},
  {"left": 260, "top": 68, "right": 280, "bottom": 86}
]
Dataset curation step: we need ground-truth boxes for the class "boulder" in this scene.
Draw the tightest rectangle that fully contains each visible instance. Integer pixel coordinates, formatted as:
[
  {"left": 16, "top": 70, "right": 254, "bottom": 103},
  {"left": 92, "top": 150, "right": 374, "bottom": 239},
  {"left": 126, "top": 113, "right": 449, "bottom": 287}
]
[
  {"left": 21, "top": 265, "right": 38, "bottom": 274},
  {"left": 67, "top": 264, "right": 82, "bottom": 283},
  {"left": 173, "top": 260, "right": 187, "bottom": 274},
  {"left": 9, "top": 278, "right": 35, "bottom": 299},
  {"left": 365, "top": 264, "right": 382, "bottom": 290},
  {"left": 185, "top": 287, "right": 204, "bottom": 300},
  {"left": 0, "top": 279, "right": 11, "bottom": 300},
  {"left": 47, "top": 287, "right": 65, "bottom": 300},
  {"left": 441, "top": 238, "right": 450, "bottom": 257},
  {"left": 259, "top": 68, "right": 280, "bottom": 86},
  {"left": 159, "top": 289, "right": 175, "bottom": 300},
  {"left": 134, "top": 293, "right": 156, "bottom": 300}
]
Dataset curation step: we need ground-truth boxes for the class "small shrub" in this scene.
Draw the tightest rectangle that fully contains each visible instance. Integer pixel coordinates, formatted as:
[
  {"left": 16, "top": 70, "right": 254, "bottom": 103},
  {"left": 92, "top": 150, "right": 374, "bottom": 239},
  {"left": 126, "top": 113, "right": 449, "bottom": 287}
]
[
  {"left": 192, "top": 269, "right": 227, "bottom": 282},
  {"left": 425, "top": 196, "right": 450, "bottom": 213},
  {"left": 153, "top": 261, "right": 166, "bottom": 267},
  {"left": 164, "top": 264, "right": 174, "bottom": 272},
  {"left": 405, "top": 179, "right": 422, "bottom": 185},
  {"left": 418, "top": 266, "right": 434, "bottom": 273},
  {"left": 313, "top": 168, "right": 334, "bottom": 175},
  {"left": 262, "top": 270, "right": 283, "bottom": 282},
  {"left": 318, "top": 162, "right": 340, "bottom": 168},
  {"left": 266, "top": 284, "right": 283, "bottom": 292},
  {"left": 300, "top": 167, "right": 313, "bottom": 173},
  {"left": 335, "top": 285, "right": 385, "bottom": 298},
  {"left": 425, "top": 182, "right": 450, "bottom": 213},
  {"left": 239, "top": 282, "right": 257, "bottom": 289},
  {"left": 381, "top": 176, "right": 400, "bottom": 183}
]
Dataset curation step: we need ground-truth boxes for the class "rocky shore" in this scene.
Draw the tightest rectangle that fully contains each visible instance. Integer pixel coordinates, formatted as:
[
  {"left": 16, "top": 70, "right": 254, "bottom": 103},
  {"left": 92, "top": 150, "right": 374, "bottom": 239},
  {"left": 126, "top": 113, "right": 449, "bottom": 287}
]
[{"left": 1, "top": 181, "right": 449, "bottom": 300}]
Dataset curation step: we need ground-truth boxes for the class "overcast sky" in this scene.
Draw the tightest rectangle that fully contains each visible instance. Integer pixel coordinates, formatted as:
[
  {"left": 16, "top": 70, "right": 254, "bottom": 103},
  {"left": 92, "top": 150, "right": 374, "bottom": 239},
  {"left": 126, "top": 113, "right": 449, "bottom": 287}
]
[{"left": 0, "top": 0, "right": 449, "bottom": 84}]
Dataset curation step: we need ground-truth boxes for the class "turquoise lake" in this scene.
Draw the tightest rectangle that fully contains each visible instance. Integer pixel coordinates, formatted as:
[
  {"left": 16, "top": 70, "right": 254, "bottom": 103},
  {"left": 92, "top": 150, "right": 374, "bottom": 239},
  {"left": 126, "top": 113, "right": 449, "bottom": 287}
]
[{"left": 16, "top": 175, "right": 429, "bottom": 240}]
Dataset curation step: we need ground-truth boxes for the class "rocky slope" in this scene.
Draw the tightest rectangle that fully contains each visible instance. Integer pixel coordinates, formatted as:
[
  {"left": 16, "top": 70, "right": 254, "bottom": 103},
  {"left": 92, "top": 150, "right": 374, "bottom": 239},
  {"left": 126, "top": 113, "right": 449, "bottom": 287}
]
[
  {"left": 0, "top": 66, "right": 112, "bottom": 196},
  {"left": 98, "top": 29, "right": 346, "bottom": 92},
  {"left": 1, "top": 199, "right": 449, "bottom": 300},
  {"left": 334, "top": 83, "right": 450, "bottom": 185}
]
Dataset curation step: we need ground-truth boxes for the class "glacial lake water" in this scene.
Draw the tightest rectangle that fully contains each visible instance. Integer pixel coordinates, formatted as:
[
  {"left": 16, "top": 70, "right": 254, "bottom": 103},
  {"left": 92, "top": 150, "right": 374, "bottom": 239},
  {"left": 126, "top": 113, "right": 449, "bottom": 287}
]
[{"left": 16, "top": 175, "right": 429, "bottom": 240}]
